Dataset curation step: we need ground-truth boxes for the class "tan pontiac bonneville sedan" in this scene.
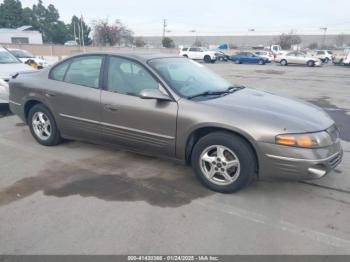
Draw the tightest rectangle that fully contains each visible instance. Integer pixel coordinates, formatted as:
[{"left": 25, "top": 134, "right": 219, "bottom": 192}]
[{"left": 9, "top": 53, "right": 342, "bottom": 193}]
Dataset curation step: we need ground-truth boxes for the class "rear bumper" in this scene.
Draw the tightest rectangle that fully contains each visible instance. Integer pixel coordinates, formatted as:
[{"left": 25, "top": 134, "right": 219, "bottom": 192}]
[
  {"left": 0, "top": 79, "right": 9, "bottom": 103},
  {"left": 258, "top": 141, "right": 343, "bottom": 180}
]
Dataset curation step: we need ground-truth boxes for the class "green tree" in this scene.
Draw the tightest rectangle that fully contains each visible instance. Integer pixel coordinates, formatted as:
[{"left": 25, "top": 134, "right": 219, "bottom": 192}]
[
  {"left": 162, "top": 37, "right": 175, "bottom": 48},
  {"left": 28, "top": 0, "right": 70, "bottom": 44},
  {"left": 68, "top": 15, "right": 91, "bottom": 45},
  {"left": 0, "top": 0, "right": 25, "bottom": 28}
]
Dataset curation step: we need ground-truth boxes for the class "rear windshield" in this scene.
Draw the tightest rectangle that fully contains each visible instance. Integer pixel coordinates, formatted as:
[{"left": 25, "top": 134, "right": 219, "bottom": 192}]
[
  {"left": 10, "top": 49, "right": 35, "bottom": 58},
  {"left": 0, "top": 50, "right": 20, "bottom": 64}
]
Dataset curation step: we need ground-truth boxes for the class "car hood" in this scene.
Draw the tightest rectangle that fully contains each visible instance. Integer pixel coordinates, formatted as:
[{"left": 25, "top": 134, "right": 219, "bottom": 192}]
[
  {"left": 0, "top": 63, "right": 35, "bottom": 79},
  {"left": 201, "top": 88, "right": 334, "bottom": 133}
]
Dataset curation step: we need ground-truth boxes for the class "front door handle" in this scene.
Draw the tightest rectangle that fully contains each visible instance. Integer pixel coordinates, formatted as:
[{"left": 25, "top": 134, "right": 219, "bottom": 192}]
[
  {"left": 104, "top": 104, "right": 118, "bottom": 112},
  {"left": 45, "top": 92, "right": 57, "bottom": 97}
]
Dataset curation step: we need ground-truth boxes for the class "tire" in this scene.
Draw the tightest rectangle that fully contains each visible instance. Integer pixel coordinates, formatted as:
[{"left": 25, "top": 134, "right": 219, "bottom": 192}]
[
  {"left": 307, "top": 60, "right": 314, "bottom": 67},
  {"left": 183, "top": 55, "right": 188, "bottom": 58},
  {"left": 258, "top": 59, "right": 265, "bottom": 65},
  {"left": 204, "top": 55, "right": 211, "bottom": 63},
  {"left": 191, "top": 132, "right": 257, "bottom": 193},
  {"left": 280, "top": 59, "right": 287, "bottom": 66},
  {"left": 28, "top": 104, "right": 61, "bottom": 146},
  {"left": 234, "top": 59, "right": 241, "bottom": 64},
  {"left": 324, "top": 57, "right": 330, "bottom": 63}
]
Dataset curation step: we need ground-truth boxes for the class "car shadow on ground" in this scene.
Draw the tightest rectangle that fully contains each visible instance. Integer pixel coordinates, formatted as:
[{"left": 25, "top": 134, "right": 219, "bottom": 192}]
[{"left": 0, "top": 104, "right": 12, "bottom": 118}]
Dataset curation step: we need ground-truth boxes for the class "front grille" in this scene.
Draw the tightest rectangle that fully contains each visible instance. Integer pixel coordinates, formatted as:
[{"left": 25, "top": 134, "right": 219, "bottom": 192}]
[{"left": 329, "top": 153, "right": 342, "bottom": 168}]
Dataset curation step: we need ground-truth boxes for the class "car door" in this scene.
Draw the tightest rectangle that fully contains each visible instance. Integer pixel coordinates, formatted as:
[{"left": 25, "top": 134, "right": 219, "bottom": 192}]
[
  {"left": 100, "top": 55, "right": 178, "bottom": 157},
  {"left": 286, "top": 52, "right": 298, "bottom": 64},
  {"left": 189, "top": 47, "right": 201, "bottom": 59},
  {"left": 295, "top": 52, "right": 307, "bottom": 65},
  {"left": 47, "top": 55, "right": 104, "bottom": 141},
  {"left": 249, "top": 53, "right": 259, "bottom": 63}
]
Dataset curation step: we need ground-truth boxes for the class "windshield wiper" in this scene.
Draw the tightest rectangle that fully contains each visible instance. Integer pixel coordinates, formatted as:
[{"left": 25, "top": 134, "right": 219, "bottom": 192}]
[{"left": 187, "top": 85, "right": 245, "bottom": 99}]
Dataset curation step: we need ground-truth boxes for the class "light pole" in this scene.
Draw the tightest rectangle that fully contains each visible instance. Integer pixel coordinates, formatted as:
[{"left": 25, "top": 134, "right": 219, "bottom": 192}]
[
  {"left": 190, "top": 30, "right": 197, "bottom": 46},
  {"left": 244, "top": 29, "right": 255, "bottom": 49},
  {"left": 320, "top": 27, "right": 328, "bottom": 48}
]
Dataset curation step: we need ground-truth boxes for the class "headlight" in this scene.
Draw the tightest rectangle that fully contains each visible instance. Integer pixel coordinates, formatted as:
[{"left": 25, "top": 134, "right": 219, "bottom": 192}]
[{"left": 275, "top": 131, "right": 333, "bottom": 148}]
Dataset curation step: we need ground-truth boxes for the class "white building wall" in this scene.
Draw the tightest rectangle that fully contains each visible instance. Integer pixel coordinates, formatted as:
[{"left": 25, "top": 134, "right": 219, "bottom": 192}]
[{"left": 0, "top": 31, "right": 43, "bottom": 44}]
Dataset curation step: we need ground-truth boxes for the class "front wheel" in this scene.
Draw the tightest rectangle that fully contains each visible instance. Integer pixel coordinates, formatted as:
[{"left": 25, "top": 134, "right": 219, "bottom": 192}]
[
  {"left": 191, "top": 132, "right": 257, "bottom": 193},
  {"left": 28, "top": 104, "right": 61, "bottom": 146},
  {"left": 258, "top": 59, "right": 265, "bottom": 65},
  {"left": 204, "top": 55, "right": 211, "bottom": 63},
  {"left": 307, "top": 60, "right": 315, "bottom": 67}
]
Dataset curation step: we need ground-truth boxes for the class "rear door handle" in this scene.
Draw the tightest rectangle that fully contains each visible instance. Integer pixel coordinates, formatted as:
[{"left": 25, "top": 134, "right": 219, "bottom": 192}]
[{"left": 104, "top": 104, "right": 118, "bottom": 112}]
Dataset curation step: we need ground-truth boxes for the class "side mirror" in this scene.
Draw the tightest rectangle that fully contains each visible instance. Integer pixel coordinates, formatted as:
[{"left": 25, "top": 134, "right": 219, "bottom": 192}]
[{"left": 139, "top": 89, "right": 172, "bottom": 101}]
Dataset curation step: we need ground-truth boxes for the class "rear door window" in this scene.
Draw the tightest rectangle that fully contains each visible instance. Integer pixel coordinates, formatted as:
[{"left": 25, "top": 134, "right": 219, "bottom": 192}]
[
  {"left": 189, "top": 47, "right": 200, "bottom": 52},
  {"left": 64, "top": 56, "right": 103, "bottom": 88}
]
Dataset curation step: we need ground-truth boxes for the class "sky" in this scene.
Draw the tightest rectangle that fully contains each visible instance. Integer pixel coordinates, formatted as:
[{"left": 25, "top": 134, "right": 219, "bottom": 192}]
[{"left": 19, "top": 0, "right": 350, "bottom": 36}]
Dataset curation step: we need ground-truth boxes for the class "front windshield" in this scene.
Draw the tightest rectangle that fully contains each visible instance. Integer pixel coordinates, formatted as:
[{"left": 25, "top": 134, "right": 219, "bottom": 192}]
[
  {"left": 10, "top": 50, "right": 35, "bottom": 58},
  {"left": 0, "top": 50, "right": 20, "bottom": 64},
  {"left": 148, "top": 57, "right": 233, "bottom": 98}
]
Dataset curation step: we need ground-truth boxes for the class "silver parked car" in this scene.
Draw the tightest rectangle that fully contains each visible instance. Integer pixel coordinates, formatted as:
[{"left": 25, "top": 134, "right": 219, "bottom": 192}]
[
  {"left": 0, "top": 46, "right": 35, "bottom": 103},
  {"left": 276, "top": 51, "right": 322, "bottom": 67},
  {"left": 9, "top": 53, "right": 343, "bottom": 193}
]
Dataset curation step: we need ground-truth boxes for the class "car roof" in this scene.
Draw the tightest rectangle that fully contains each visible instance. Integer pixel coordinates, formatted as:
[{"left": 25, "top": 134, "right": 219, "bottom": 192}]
[{"left": 67, "top": 52, "right": 179, "bottom": 62}]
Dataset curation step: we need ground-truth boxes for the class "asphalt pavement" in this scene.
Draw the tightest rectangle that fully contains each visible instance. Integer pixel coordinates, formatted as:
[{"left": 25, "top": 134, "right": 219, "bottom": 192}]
[{"left": 0, "top": 62, "right": 349, "bottom": 254}]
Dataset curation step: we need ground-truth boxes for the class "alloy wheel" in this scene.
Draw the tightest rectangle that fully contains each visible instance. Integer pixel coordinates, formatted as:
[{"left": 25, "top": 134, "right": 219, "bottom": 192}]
[
  {"left": 32, "top": 112, "right": 51, "bottom": 141},
  {"left": 199, "top": 145, "right": 241, "bottom": 186}
]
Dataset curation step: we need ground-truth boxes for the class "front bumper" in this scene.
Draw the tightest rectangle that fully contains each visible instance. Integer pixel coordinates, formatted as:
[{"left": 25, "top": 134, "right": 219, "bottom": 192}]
[
  {"left": 314, "top": 60, "right": 322, "bottom": 66},
  {"left": 258, "top": 141, "right": 343, "bottom": 180}
]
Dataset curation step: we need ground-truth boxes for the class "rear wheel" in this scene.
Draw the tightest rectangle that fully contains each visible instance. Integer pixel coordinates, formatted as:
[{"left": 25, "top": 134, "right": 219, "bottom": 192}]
[
  {"left": 258, "top": 59, "right": 265, "bottom": 65},
  {"left": 324, "top": 57, "right": 330, "bottom": 63},
  {"left": 28, "top": 104, "right": 61, "bottom": 146},
  {"left": 280, "top": 59, "right": 287, "bottom": 66},
  {"left": 191, "top": 132, "right": 256, "bottom": 193},
  {"left": 234, "top": 59, "right": 241, "bottom": 64},
  {"left": 183, "top": 55, "right": 188, "bottom": 58},
  {"left": 204, "top": 55, "right": 211, "bottom": 63}
]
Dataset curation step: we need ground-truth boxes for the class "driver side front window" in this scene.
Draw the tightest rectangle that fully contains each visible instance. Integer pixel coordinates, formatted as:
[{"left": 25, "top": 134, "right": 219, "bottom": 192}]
[{"left": 107, "top": 56, "right": 159, "bottom": 96}]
